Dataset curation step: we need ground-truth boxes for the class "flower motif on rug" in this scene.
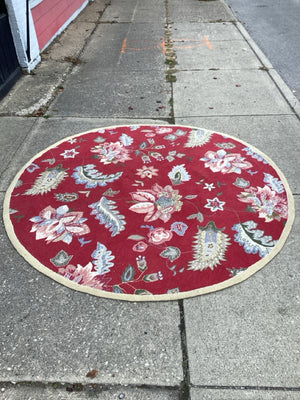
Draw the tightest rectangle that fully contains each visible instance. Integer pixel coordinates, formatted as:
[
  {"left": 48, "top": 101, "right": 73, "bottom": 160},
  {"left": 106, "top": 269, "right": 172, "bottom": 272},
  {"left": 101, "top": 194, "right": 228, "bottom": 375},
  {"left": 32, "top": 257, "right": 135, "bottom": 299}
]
[
  {"left": 136, "top": 165, "right": 159, "bottom": 179},
  {"left": 58, "top": 262, "right": 106, "bottom": 290},
  {"left": 204, "top": 197, "right": 226, "bottom": 212},
  {"left": 238, "top": 185, "right": 288, "bottom": 222},
  {"left": 201, "top": 149, "right": 253, "bottom": 174},
  {"left": 147, "top": 227, "right": 173, "bottom": 245},
  {"left": 30, "top": 205, "right": 90, "bottom": 244},
  {"left": 60, "top": 148, "right": 79, "bottom": 159},
  {"left": 91, "top": 141, "right": 132, "bottom": 164},
  {"left": 129, "top": 183, "right": 183, "bottom": 223}
]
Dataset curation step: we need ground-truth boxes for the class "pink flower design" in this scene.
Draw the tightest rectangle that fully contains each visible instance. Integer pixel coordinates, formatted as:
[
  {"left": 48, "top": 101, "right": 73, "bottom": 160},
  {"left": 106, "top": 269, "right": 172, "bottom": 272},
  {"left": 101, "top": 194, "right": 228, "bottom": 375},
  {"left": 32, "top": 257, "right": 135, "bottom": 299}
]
[
  {"left": 91, "top": 141, "right": 132, "bottom": 164},
  {"left": 30, "top": 205, "right": 90, "bottom": 244},
  {"left": 129, "top": 183, "right": 183, "bottom": 223},
  {"left": 136, "top": 165, "right": 159, "bottom": 179},
  {"left": 148, "top": 228, "right": 173, "bottom": 245},
  {"left": 58, "top": 263, "right": 105, "bottom": 290},
  {"left": 201, "top": 149, "right": 253, "bottom": 174},
  {"left": 238, "top": 185, "right": 288, "bottom": 222},
  {"left": 132, "top": 241, "right": 148, "bottom": 252},
  {"left": 155, "top": 127, "right": 173, "bottom": 134},
  {"left": 171, "top": 221, "right": 188, "bottom": 236}
]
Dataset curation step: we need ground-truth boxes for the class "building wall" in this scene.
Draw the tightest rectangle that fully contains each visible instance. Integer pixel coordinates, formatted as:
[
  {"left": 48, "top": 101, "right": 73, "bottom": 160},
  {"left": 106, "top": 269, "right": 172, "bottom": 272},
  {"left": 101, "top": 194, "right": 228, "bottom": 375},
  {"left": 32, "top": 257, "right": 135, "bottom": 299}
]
[
  {"left": 31, "top": 0, "right": 87, "bottom": 51},
  {"left": 5, "top": 0, "right": 40, "bottom": 71},
  {"left": 5, "top": 0, "right": 88, "bottom": 71}
]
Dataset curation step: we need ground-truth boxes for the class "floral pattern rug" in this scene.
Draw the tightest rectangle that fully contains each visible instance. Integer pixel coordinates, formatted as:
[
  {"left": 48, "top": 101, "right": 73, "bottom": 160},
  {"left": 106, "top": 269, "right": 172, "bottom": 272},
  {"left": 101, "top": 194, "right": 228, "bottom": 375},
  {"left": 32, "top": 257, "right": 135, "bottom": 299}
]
[{"left": 3, "top": 125, "right": 294, "bottom": 301}]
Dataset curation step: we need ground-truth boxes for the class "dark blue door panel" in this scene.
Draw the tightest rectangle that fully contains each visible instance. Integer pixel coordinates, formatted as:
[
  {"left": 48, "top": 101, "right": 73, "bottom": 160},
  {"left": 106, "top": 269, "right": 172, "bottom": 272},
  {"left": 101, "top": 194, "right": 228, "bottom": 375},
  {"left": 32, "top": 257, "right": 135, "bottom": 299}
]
[{"left": 0, "top": 4, "right": 21, "bottom": 99}]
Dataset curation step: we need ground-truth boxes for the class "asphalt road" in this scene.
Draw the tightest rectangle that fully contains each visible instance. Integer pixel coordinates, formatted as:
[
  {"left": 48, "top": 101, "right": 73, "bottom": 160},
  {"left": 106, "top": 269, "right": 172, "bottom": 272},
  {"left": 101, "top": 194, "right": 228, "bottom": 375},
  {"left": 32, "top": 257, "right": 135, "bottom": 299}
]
[{"left": 226, "top": 0, "right": 300, "bottom": 102}]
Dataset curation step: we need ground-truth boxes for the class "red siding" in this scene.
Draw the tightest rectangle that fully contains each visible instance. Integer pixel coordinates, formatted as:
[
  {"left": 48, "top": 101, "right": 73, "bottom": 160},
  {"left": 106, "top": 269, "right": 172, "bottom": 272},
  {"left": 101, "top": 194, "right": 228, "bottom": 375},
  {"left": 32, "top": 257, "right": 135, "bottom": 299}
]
[{"left": 32, "top": 0, "right": 86, "bottom": 50}]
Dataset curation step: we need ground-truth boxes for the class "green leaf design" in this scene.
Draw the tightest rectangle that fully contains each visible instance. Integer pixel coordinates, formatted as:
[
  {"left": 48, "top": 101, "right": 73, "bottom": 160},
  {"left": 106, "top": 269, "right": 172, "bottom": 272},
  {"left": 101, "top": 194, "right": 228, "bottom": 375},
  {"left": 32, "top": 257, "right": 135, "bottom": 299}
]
[
  {"left": 143, "top": 273, "right": 159, "bottom": 282},
  {"left": 112, "top": 285, "right": 124, "bottom": 294},
  {"left": 160, "top": 246, "right": 181, "bottom": 261},
  {"left": 127, "top": 234, "right": 146, "bottom": 241},
  {"left": 135, "top": 289, "right": 152, "bottom": 296},
  {"left": 140, "top": 141, "right": 148, "bottom": 149},
  {"left": 246, "top": 205, "right": 256, "bottom": 213},
  {"left": 187, "top": 213, "right": 198, "bottom": 219},
  {"left": 187, "top": 212, "right": 203, "bottom": 222},
  {"left": 121, "top": 265, "right": 136, "bottom": 282},
  {"left": 149, "top": 151, "right": 163, "bottom": 160}
]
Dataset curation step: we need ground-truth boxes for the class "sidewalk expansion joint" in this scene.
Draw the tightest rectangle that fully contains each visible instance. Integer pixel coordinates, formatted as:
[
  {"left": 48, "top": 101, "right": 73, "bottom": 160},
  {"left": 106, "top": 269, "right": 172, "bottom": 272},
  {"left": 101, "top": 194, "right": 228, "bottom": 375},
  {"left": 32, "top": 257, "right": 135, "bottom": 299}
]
[
  {"left": 175, "top": 113, "right": 295, "bottom": 119},
  {"left": 177, "top": 67, "right": 266, "bottom": 72},
  {"left": 33, "top": 116, "right": 174, "bottom": 123},
  {"left": 178, "top": 300, "right": 191, "bottom": 400},
  {"left": 190, "top": 384, "right": 300, "bottom": 392},
  {"left": 0, "top": 381, "right": 183, "bottom": 396}
]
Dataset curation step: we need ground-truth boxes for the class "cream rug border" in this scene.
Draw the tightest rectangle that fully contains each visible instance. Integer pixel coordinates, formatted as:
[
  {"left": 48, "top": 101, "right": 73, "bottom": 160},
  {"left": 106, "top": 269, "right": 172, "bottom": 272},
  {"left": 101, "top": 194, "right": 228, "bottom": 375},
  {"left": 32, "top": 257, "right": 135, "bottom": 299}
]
[{"left": 3, "top": 125, "right": 295, "bottom": 302}]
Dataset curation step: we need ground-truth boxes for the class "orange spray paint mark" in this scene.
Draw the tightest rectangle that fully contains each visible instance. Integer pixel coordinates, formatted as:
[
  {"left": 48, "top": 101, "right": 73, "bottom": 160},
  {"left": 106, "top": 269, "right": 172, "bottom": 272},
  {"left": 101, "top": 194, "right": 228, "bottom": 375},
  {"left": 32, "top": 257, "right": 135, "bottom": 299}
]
[
  {"left": 161, "top": 36, "right": 166, "bottom": 54},
  {"left": 173, "top": 36, "right": 214, "bottom": 50},
  {"left": 121, "top": 37, "right": 127, "bottom": 53},
  {"left": 204, "top": 35, "right": 213, "bottom": 50}
]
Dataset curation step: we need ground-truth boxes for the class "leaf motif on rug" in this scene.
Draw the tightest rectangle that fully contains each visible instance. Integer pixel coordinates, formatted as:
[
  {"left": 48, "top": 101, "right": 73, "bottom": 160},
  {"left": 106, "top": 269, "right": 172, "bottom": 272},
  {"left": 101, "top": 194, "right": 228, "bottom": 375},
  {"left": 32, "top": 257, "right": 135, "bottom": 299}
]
[
  {"left": 188, "top": 221, "right": 230, "bottom": 271},
  {"left": 232, "top": 220, "right": 277, "bottom": 258},
  {"left": 160, "top": 246, "right": 181, "bottom": 261},
  {"left": 184, "top": 129, "right": 212, "bottom": 148},
  {"left": 72, "top": 164, "right": 123, "bottom": 188},
  {"left": 112, "top": 285, "right": 124, "bottom": 294},
  {"left": 92, "top": 242, "right": 115, "bottom": 275},
  {"left": 242, "top": 146, "right": 269, "bottom": 164},
  {"left": 134, "top": 289, "right": 152, "bottom": 296},
  {"left": 50, "top": 250, "right": 73, "bottom": 267},
  {"left": 89, "top": 196, "right": 126, "bottom": 237},
  {"left": 121, "top": 264, "right": 136, "bottom": 282},
  {"left": 168, "top": 164, "right": 191, "bottom": 185},
  {"left": 24, "top": 165, "right": 68, "bottom": 195}
]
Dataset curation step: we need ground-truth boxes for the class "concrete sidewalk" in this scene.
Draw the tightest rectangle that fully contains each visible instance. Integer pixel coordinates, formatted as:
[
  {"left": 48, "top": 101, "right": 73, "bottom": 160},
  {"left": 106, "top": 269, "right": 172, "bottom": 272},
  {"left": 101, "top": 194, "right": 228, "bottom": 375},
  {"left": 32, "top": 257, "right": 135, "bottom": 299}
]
[{"left": 0, "top": 0, "right": 299, "bottom": 399}]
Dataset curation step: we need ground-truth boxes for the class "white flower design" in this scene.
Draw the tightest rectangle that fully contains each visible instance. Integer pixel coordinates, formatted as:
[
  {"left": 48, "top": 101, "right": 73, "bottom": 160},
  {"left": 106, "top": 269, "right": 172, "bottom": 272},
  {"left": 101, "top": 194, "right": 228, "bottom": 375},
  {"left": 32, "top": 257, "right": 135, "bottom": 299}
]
[
  {"left": 205, "top": 197, "right": 226, "bottom": 212},
  {"left": 60, "top": 148, "right": 79, "bottom": 158}
]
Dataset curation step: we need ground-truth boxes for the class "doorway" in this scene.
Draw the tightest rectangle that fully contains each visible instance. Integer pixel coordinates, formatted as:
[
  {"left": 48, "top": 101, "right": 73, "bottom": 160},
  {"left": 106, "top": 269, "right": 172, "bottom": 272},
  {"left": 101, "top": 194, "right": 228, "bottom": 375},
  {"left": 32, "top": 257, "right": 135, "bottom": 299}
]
[{"left": 0, "top": 0, "right": 21, "bottom": 99}]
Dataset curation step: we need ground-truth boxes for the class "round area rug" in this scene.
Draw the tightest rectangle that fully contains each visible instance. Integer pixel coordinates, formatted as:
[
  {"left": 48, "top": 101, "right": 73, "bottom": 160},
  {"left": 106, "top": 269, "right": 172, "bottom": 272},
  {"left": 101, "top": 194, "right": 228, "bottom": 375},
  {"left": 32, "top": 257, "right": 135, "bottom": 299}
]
[{"left": 3, "top": 125, "right": 294, "bottom": 301}]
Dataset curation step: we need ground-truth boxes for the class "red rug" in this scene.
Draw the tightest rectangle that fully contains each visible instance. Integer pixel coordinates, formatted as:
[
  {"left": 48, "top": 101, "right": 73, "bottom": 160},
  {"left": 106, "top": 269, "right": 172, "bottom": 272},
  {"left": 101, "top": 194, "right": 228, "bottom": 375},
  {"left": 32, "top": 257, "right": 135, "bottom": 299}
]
[{"left": 4, "top": 125, "right": 294, "bottom": 301}]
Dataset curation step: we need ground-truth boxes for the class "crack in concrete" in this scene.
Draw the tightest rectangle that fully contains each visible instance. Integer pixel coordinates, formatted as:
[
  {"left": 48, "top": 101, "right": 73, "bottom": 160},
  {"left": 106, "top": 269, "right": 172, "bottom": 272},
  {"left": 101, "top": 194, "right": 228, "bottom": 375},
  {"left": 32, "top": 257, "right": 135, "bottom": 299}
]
[{"left": 164, "top": 0, "right": 176, "bottom": 123}]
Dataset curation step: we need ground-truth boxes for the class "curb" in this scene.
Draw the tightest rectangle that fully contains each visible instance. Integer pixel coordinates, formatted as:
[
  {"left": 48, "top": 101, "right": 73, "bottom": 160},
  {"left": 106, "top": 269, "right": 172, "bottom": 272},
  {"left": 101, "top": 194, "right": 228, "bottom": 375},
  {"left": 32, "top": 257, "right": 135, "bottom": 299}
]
[{"left": 236, "top": 22, "right": 300, "bottom": 118}]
